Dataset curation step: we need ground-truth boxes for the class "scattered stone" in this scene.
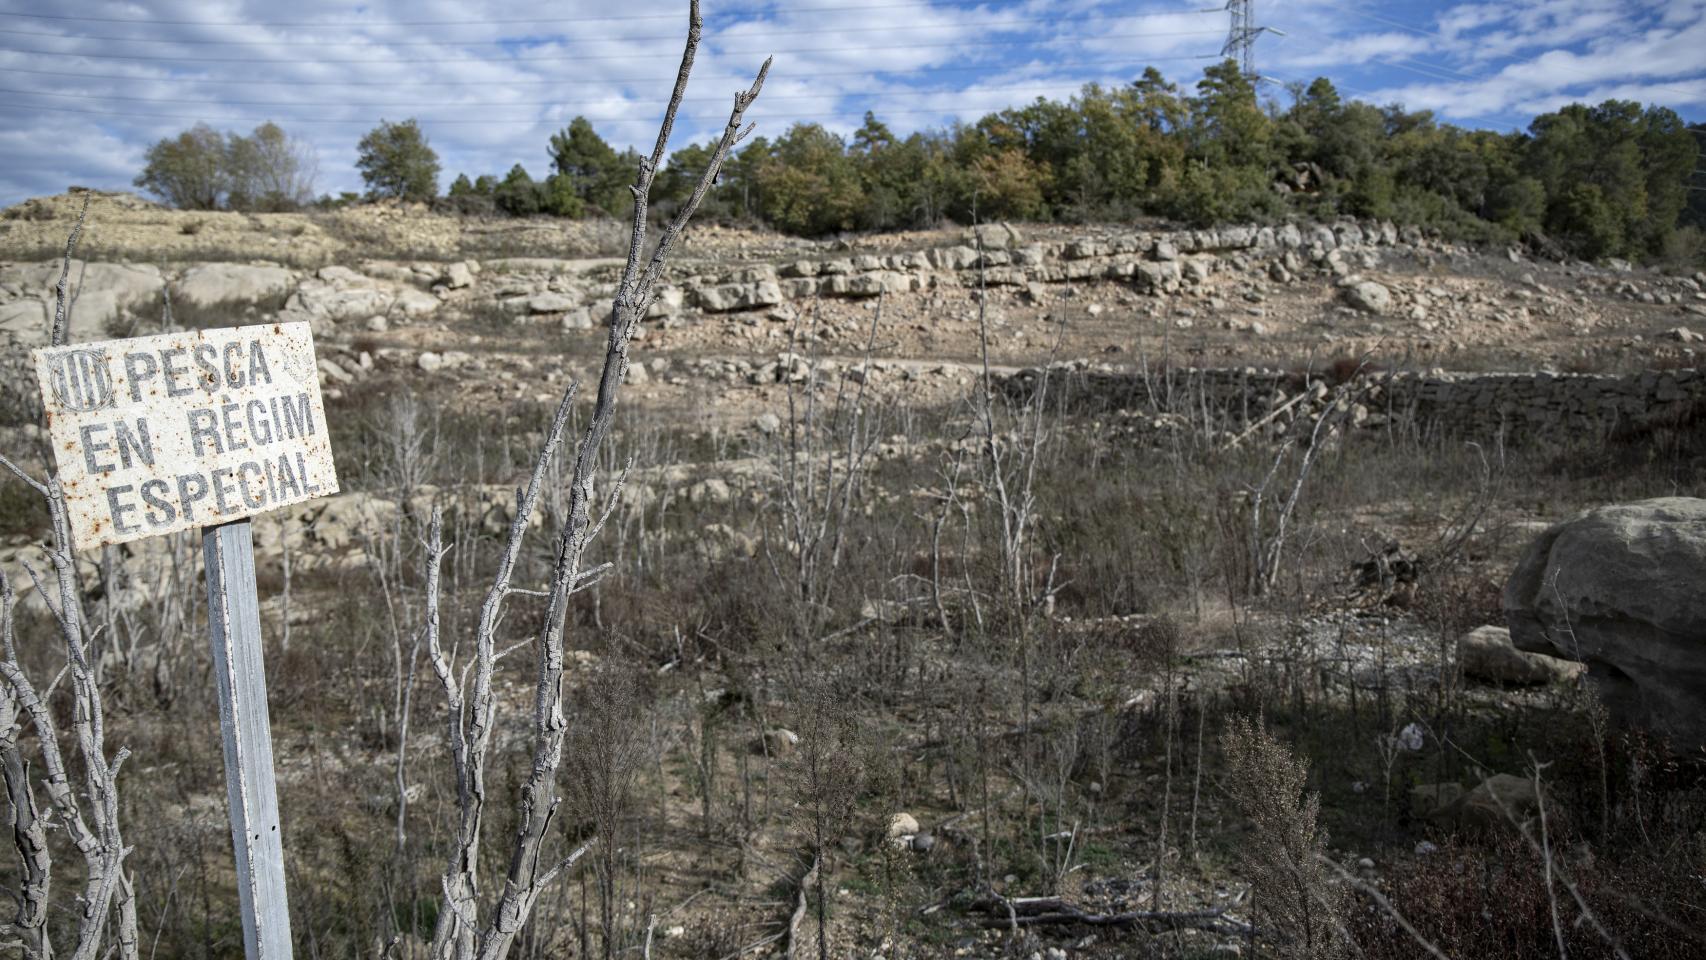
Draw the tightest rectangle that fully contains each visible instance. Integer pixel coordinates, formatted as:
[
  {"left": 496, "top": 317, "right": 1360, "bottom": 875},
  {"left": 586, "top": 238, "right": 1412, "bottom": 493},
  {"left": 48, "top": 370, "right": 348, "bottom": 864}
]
[
  {"left": 316, "top": 358, "right": 354, "bottom": 385},
  {"left": 1343, "top": 280, "right": 1392, "bottom": 314},
  {"left": 761, "top": 728, "right": 799, "bottom": 758},
  {"left": 687, "top": 477, "right": 731, "bottom": 504},
  {"left": 443, "top": 261, "right": 476, "bottom": 289},
  {"left": 887, "top": 813, "right": 920, "bottom": 839},
  {"left": 1459, "top": 625, "right": 1583, "bottom": 686},
  {"left": 526, "top": 291, "right": 578, "bottom": 314},
  {"left": 1459, "top": 773, "right": 1544, "bottom": 830}
]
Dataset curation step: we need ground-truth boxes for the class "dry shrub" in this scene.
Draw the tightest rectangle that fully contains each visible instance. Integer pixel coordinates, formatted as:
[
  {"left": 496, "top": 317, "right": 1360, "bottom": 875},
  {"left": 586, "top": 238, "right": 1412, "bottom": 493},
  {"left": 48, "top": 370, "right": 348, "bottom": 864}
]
[
  {"left": 565, "top": 664, "right": 650, "bottom": 960},
  {"left": 1353, "top": 831, "right": 1706, "bottom": 960},
  {"left": 1408, "top": 569, "right": 1504, "bottom": 636},
  {"left": 1220, "top": 715, "right": 1349, "bottom": 959}
]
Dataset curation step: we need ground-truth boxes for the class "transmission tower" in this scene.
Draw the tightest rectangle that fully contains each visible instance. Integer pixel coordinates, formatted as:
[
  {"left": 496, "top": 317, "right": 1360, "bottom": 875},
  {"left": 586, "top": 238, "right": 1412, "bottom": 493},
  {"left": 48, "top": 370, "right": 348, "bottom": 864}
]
[{"left": 1217, "top": 0, "right": 1282, "bottom": 81}]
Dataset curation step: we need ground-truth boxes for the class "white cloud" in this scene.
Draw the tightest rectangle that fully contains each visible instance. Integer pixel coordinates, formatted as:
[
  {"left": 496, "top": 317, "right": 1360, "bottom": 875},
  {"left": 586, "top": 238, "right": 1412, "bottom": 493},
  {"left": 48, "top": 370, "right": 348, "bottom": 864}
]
[{"left": 0, "top": 0, "right": 1700, "bottom": 207}]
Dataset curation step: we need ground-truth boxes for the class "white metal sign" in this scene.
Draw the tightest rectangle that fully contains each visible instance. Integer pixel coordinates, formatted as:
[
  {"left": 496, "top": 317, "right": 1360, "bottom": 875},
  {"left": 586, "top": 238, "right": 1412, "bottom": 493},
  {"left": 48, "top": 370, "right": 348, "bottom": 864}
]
[
  {"left": 32, "top": 322, "right": 339, "bottom": 551},
  {"left": 34, "top": 320, "right": 335, "bottom": 958}
]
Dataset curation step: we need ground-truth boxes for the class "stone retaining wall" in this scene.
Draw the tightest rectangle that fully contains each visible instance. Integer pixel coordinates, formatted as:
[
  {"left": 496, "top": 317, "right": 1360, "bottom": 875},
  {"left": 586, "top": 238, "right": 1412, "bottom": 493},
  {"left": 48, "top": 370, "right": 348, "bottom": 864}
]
[{"left": 679, "top": 218, "right": 1412, "bottom": 311}]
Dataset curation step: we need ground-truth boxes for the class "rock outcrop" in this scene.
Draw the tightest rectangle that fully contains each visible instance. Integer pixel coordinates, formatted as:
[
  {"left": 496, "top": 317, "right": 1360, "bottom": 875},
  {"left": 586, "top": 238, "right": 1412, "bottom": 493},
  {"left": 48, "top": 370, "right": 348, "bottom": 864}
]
[
  {"left": 0, "top": 260, "right": 163, "bottom": 343},
  {"left": 174, "top": 263, "right": 294, "bottom": 307},
  {"left": 1504, "top": 497, "right": 1706, "bottom": 753}
]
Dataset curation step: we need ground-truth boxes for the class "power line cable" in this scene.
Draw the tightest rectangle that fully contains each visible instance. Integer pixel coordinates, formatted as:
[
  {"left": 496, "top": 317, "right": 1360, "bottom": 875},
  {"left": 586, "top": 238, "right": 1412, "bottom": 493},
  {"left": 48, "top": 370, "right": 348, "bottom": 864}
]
[
  {"left": 0, "top": 1, "right": 1062, "bottom": 28},
  {"left": 0, "top": 12, "right": 1213, "bottom": 46},
  {"left": 0, "top": 99, "right": 1140, "bottom": 125},
  {"left": 0, "top": 29, "right": 1226, "bottom": 64},
  {"left": 0, "top": 53, "right": 1219, "bottom": 86},
  {"left": 0, "top": 80, "right": 1141, "bottom": 108}
]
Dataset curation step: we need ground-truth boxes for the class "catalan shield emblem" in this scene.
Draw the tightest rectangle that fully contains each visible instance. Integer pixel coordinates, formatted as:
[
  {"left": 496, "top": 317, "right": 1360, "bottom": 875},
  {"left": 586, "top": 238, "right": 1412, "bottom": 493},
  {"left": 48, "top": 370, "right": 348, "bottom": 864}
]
[{"left": 45, "top": 347, "right": 114, "bottom": 412}]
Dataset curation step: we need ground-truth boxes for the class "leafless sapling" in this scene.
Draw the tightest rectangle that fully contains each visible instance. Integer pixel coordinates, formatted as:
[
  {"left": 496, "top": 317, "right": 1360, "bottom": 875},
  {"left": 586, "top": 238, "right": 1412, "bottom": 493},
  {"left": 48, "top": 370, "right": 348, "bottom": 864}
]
[
  {"left": 0, "top": 191, "right": 142, "bottom": 960},
  {"left": 416, "top": 5, "right": 769, "bottom": 958},
  {"left": 786, "top": 679, "right": 865, "bottom": 960}
]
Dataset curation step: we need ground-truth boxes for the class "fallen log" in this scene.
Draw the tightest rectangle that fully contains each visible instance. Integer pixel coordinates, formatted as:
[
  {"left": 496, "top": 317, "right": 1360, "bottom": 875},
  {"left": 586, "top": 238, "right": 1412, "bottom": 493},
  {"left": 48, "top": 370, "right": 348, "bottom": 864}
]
[{"left": 970, "top": 895, "right": 1252, "bottom": 937}]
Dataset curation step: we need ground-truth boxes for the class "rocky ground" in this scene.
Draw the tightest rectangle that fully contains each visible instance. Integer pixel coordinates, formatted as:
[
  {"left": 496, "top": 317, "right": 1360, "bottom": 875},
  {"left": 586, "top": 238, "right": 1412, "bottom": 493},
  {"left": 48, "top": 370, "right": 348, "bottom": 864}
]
[
  {"left": 2, "top": 191, "right": 1703, "bottom": 959},
  {"left": 6, "top": 192, "right": 1706, "bottom": 444}
]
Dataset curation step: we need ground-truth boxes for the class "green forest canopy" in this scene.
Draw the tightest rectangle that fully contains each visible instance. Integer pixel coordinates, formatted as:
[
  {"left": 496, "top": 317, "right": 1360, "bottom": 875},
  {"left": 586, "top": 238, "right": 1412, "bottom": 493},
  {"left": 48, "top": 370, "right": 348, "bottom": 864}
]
[
  {"left": 137, "top": 62, "right": 1705, "bottom": 266},
  {"left": 446, "top": 65, "right": 1704, "bottom": 266}
]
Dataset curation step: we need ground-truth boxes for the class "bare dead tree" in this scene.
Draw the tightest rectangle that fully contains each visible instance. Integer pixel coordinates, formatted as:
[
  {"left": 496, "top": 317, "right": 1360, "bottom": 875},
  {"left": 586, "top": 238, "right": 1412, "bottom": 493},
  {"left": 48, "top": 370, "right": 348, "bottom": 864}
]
[
  {"left": 0, "top": 191, "right": 141, "bottom": 960},
  {"left": 1245, "top": 372, "right": 1366, "bottom": 597},
  {"left": 765, "top": 295, "right": 886, "bottom": 642},
  {"left": 417, "top": 6, "right": 769, "bottom": 959},
  {"left": 970, "top": 233, "right": 1064, "bottom": 618}
]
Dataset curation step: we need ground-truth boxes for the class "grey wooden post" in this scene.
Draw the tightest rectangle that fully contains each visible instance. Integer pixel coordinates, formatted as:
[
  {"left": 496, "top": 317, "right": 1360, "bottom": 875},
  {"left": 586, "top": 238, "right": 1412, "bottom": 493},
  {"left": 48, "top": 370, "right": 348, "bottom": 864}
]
[{"left": 204, "top": 518, "right": 294, "bottom": 959}]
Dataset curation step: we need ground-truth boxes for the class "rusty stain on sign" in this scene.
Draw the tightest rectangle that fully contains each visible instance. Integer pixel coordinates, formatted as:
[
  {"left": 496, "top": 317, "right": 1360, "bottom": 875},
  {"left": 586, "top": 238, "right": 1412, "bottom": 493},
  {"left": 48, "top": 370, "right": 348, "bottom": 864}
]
[{"left": 32, "top": 322, "right": 340, "bottom": 551}]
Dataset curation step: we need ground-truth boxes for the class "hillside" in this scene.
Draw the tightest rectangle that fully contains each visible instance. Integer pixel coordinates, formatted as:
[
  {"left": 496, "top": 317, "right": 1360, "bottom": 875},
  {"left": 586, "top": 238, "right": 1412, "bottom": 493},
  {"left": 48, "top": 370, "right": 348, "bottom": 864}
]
[{"left": 2, "top": 190, "right": 1705, "bottom": 959}]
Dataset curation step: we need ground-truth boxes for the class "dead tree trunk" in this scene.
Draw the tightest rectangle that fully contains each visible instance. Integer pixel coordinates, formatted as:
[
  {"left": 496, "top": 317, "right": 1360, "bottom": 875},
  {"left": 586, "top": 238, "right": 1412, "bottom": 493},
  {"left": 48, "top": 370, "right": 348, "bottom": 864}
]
[
  {"left": 420, "top": 6, "right": 770, "bottom": 959},
  {"left": 0, "top": 190, "right": 141, "bottom": 960}
]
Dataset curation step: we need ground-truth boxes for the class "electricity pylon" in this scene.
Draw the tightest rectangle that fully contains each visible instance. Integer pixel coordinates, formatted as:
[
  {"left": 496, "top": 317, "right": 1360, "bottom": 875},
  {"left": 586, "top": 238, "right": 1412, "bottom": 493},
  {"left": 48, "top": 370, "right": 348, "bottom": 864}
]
[{"left": 1215, "top": 0, "right": 1284, "bottom": 82}]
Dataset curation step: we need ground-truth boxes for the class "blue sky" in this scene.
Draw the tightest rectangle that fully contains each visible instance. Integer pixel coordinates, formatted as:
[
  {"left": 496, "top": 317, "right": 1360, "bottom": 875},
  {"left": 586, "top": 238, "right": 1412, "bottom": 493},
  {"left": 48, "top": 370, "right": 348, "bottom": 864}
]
[{"left": 1, "top": 0, "right": 1702, "bottom": 207}]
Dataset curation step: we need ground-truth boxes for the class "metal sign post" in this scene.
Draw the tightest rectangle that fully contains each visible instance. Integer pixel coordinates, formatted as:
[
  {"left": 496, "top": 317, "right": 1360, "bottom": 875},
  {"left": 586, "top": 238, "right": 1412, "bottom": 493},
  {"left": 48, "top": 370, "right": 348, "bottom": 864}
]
[
  {"left": 205, "top": 518, "right": 293, "bottom": 959},
  {"left": 33, "top": 322, "right": 338, "bottom": 960}
]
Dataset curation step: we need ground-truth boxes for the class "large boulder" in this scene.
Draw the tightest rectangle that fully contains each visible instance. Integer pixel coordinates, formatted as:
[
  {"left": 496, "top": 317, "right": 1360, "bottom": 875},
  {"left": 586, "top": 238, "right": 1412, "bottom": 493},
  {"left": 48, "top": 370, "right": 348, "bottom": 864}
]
[
  {"left": 1504, "top": 498, "right": 1706, "bottom": 752},
  {"left": 174, "top": 263, "right": 293, "bottom": 307},
  {"left": 0, "top": 260, "right": 163, "bottom": 343},
  {"left": 1418, "top": 775, "right": 1545, "bottom": 831},
  {"left": 286, "top": 267, "right": 401, "bottom": 323},
  {"left": 442, "top": 261, "right": 477, "bottom": 289},
  {"left": 843, "top": 271, "right": 916, "bottom": 297}
]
